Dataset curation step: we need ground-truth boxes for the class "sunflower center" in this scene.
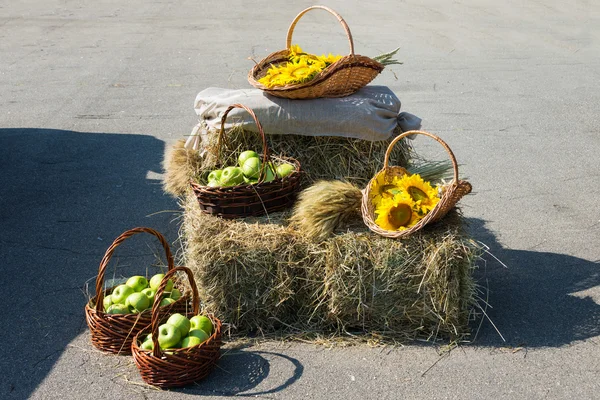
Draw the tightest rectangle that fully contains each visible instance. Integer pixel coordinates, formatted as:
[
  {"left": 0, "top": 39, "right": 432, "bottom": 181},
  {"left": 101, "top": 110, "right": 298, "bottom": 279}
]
[
  {"left": 379, "top": 184, "right": 400, "bottom": 198},
  {"left": 387, "top": 204, "right": 412, "bottom": 229},
  {"left": 407, "top": 186, "right": 429, "bottom": 203}
]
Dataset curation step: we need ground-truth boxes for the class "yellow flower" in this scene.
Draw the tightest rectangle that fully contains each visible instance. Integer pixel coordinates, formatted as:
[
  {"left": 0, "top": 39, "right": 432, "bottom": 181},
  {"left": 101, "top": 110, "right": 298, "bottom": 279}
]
[
  {"left": 396, "top": 174, "right": 440, "bottom": 214},
  {"left": 369, "top": 173, "right": 403, "bottom": 204},
  {"left": 289, "top": 44, "right": 303, "bottom": 56},
  {"left": 318, "top": 53, "right": 342, "bottom": 65},
  {"left": 286, "top": 59, "right": 313, "bottom": 79},
  {"left": 374, "top": 193, "right": 421, "bottom": 231},
  {"left": 258, "top": 45, "right": 342, "bottom": 87}
]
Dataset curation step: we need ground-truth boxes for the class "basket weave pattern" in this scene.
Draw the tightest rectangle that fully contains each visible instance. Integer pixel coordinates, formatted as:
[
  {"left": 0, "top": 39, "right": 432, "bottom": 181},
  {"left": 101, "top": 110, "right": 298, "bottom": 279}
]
[
  {"left": 248, "top": 6, "right": 384, "bottom": 99},
  {"left": 362, "top": 131, "right": 472, "bottom": 238},
  {"left": 191, "top": 103, "right": 301, "bottom": 219},
  {"left": 84, "top": 227, "right": 191, "bottom": 355},
  {"left": 131, "top": 266, "right": 222, "bottom": 388}
]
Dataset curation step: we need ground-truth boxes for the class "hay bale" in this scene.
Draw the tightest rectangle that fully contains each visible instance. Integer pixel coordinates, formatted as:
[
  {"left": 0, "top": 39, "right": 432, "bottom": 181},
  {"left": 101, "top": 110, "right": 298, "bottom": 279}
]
[
  {"left": 163, "top": 126, "right": 411, "bottom": 197},
  {"left": 167, "top": 125, "right": 478, "bottom": 343},
  {"left": 181, "top": 191, "right": 479, "bottom": 343}
]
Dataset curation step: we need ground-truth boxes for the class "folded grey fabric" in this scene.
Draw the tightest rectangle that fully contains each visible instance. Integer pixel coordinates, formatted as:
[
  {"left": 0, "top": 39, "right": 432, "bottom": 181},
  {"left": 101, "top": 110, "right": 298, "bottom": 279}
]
[{"left": 193, "top": 86, "right": 420, "bottom": 141}]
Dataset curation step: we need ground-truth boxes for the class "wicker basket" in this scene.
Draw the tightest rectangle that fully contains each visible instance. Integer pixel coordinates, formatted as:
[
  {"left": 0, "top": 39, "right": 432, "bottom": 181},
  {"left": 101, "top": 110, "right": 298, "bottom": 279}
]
[
  {"left": 131, "top": 266, "right": 222, "bottom": 389},
  {"left": 248, "top": 5, "right": 384, "bottom": 99},
  {"left": 362, "top": 130, "right": 472, "bottom": 238},
  {"left": 84, "top": 227, "right": 191, "bottom": 355},
  {"left": 190, "top": 103, "right": 301, "bottom": 219}
]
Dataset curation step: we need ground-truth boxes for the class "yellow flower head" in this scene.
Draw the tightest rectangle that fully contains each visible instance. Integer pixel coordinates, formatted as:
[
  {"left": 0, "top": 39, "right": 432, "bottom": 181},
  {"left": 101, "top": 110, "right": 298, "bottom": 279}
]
[
  {"left": 369, "top": 173, "right": 404, "bottom": 205},
  {"left": 259, "top": 45, "right": 342, "bottom": 88},
  {"left": 374, "top": 193, "right": 421, "bottom": 231},
  {"left": 396, "top": 174, "right": 440, "bottom": 214},
  {"left": 285, "top": 59, "right": 315, "bottom": 80},
  {"left": 318, "top": 53, "right": 342, "bottom": 65},
  {"left": 289, "top": 44, "right": 303, "bottom": 56}
]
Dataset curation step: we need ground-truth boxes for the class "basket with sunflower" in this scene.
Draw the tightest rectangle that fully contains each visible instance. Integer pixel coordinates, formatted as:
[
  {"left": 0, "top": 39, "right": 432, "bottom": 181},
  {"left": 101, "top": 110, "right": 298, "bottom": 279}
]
[
  {"left": 248, "top": 5, "right": 395, "bottom": 99},
  {"left": 361, "top": 131, "right": 472, "bottom": 238}
]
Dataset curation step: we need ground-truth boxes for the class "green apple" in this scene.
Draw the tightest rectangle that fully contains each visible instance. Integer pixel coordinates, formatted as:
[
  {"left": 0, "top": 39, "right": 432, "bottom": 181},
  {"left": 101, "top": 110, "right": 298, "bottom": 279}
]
[
  {"left": 141, "top": 339, "right": 154, "bottom": 351},
  {"left": 149, "top": 274, "right": 173, "bottom": 292},
  {"left": 106, "top": 303, "right": 130, "bottom": 314},
  {"left": 243, "top": 176, "right": 258, "bottom": 185},
  {"left": 220, "top": 166, "right": 244, "bottom": 186},
  {"left": 207, "top": 169, "right": 222, "bottom": 184},
  {"left": 126, "top": 292, "right": 150, "bottom": 313},
  {"left": 276, "top": 163, "right": 295, "bottom": 178},
  {"left": 241, "top": 157, "right": 261, "bottom": 179},
  {"left": 157, "top": 323, "right": 181, "bottom": 349},
  {"left": 180, "top": 335, "right": 203, "bottom": 348},
  {"left": 188, "top": 328, "right": 210, "bottom": 343},
  {"left": 207, "top": 179, "right": 220, "bottom": 188},
  {"left": 102, "top": 294, "right": 113, "bottom": 311},
  {"left": 125, "top": 275, "right": 148, "bottom": 292},
  {"left": 141, "top": 288, "right": 156, "bottom": 305},
  {"left": 111, "top": 284, "right": 134, "bottom": 304},
  {"left": 166, "top": 313, "right": 191, "bottom": 337},
  {"left": 262, "top": 163, "right": 276, "bottom": 183},
  {"left": 190, "top": 315, "right": 213, "bottom": 335},
  {"left": 159, "top": 297, "right": 176, "bottom": 307},
  {"left": 168, "top": 288, "right": 182, "bottom": 301},
  {"left": 238, "top": 150, "right": 259, "bottom": 167}
]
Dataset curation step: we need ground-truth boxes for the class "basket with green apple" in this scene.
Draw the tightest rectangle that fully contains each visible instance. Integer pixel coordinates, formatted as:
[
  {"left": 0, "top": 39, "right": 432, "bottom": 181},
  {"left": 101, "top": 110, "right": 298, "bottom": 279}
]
[
  {"left": 84, "top": 227, "right": 192, "bottom": 355},
  {"left": 131, "top": 266, "right": 222, "bottom": 388},
  {"left": 190, "top": 103, "right": 301, "bottom": 219}
]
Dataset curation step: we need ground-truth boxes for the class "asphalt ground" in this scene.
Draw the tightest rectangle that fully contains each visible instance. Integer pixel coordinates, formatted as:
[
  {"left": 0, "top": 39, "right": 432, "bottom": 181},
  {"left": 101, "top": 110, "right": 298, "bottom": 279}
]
[{"left": 1, "top": 0, "right": 599, "bottom": 399}]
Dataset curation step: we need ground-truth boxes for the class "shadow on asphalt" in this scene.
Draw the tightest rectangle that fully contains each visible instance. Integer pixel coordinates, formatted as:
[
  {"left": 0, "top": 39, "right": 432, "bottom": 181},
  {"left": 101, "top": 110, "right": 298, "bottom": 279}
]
[
  {"left": 467, "top": 217, "right": 600, "bottom": 347},
  {"left": 170, "top": 349, "right": 303, "bottom": 396},
  {"left": 0, "top": 128, "right": 179, "bottom": 398}
]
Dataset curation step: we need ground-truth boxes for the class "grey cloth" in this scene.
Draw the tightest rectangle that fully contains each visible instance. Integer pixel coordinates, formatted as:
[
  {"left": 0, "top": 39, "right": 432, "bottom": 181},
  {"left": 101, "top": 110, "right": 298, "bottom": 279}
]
[{"left": 192, "top": 86, "right": 421, "bottom": 142}]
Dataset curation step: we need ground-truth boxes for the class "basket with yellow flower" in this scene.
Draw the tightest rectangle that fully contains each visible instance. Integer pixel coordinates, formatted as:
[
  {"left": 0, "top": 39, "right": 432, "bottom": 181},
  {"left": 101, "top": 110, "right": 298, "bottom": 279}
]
[
  {"left": 248, "top": 5, "right": 392, "bottom": 99},
  {"left": 362, "top": 130, "right": 472, "bottom": 238}
]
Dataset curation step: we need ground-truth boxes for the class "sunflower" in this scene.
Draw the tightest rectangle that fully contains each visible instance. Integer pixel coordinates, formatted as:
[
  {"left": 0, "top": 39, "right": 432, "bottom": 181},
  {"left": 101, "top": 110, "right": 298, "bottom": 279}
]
[
  {"left": 285, "top": 59, "right": 319, "bottom": 82},
  {"left": 259, "top": 45, "right": 342, "bottom": 87},
  {"left": 396, "top": 173, "right": 440, "bottom": 214},
  {"left": 258, "top": 65, "right": 286, "bottom": 87},
  {"left": 289, "top": 44, "right": 304, "bottom": 58},
  {"left": 369, "top": 173, "right": 404, "bottom": 204},
  {"left": 318, "top": 53, "right": 342, "bottom": 65},
  {"left": 374, "top": 193, "right": 421, "bottom": 231}
]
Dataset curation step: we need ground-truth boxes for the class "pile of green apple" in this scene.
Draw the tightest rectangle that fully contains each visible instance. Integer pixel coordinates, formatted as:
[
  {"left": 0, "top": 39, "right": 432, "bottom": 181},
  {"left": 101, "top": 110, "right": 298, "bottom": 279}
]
[
  {"left": 139, "top": 313, "right": 214, "bottom": 351},
  {"left": 102, "top": 274, "right": 181, "bottom": 314},
  {"left": 206, "top": 150, "right": 296, "bottom": 187}
]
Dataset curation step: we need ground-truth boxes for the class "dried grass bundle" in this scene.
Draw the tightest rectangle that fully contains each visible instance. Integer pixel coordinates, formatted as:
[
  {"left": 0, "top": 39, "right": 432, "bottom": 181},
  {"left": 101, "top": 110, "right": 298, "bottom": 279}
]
[
  {"left": 163, "top": 139, "right": 203, "bottom": 196},
  {"left": 289, "top": 180, "right": 363, "bottom": 241}
]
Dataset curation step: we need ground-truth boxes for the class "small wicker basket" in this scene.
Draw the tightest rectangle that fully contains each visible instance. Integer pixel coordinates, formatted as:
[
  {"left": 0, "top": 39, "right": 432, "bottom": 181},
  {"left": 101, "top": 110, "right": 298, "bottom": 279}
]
[
  {"left": 362, "top": 130, "right": 472, "bottom": 238},
  {"left": 131, "top": 266, "right": 222, "bottom": 389},
  {"left": 248, "top": 5, "right": 384, "bottom": 99},
  {"left": 190, "top": 103, "right": 301, "bottom": 219},
  {"left": 84, "top": 227, "right": 191, "bottom": 355}
]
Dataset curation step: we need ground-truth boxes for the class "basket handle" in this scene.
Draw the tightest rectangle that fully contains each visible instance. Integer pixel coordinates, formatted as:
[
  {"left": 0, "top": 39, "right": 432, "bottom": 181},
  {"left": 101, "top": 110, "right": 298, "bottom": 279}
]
[
  {"left": 149, "top": 266, "right": 199, "bottom": 357},
  {"left": 286, "top": 5, "right": 355, "bottom": 56},
  {"left": 384, "top": 130, "right": 460, "bottom": 184},
  {"left": 216, "top": 103, "right": 273, "bottom": 183},
  {"left": 93, "top": 227, "right": 174, "bottom": 313}
]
